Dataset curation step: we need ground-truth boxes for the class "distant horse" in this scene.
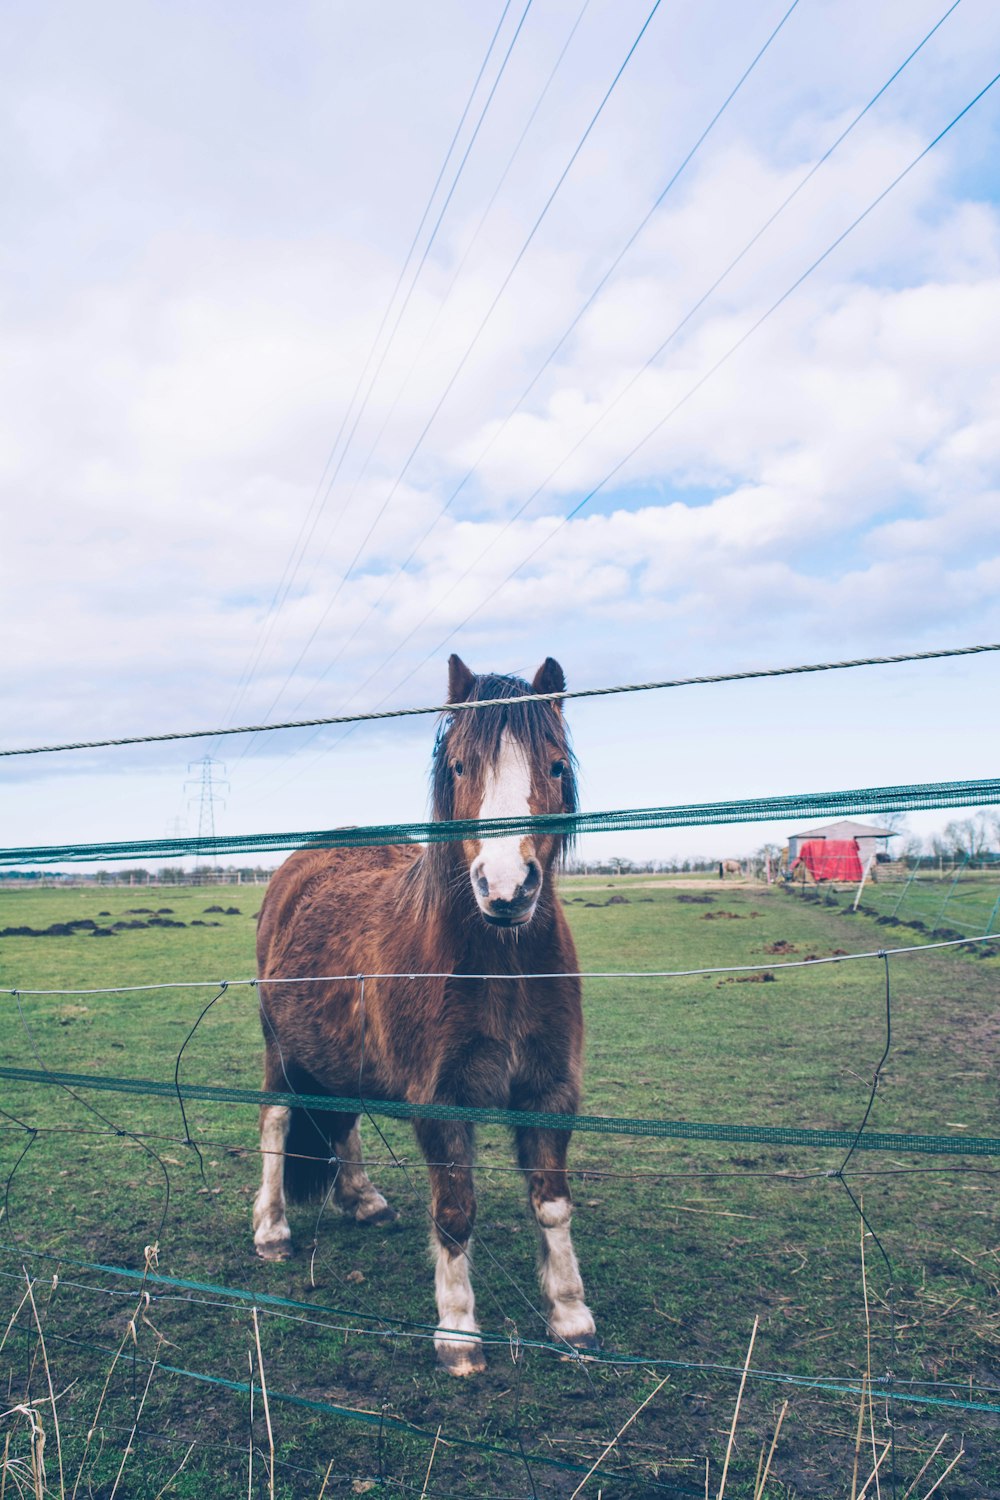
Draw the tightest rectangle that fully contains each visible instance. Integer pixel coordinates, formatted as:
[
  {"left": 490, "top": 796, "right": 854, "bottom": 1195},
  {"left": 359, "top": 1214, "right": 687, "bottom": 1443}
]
[{"left": 252, "top": 655, "right": 597, "bottom": 1375}]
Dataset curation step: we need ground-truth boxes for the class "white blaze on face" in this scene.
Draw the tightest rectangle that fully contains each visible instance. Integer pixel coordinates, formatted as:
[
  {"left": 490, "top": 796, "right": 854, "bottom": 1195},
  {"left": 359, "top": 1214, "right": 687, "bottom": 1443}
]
[{"left": 472, "top": 729, "right": 533, "bottom": 905}]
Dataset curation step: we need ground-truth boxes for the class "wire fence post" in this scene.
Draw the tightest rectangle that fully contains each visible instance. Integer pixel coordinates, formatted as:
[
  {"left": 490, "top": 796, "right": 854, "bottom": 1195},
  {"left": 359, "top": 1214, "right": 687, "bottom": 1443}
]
[
  {"left": 890, "top": 858, "right": 920, "bottom": 921},
  {"left": 935, "top": 852, "right": 970, "bottom": 926},
  {"left": 984, "top": 881, "right": 1000, "bottom": 936}
]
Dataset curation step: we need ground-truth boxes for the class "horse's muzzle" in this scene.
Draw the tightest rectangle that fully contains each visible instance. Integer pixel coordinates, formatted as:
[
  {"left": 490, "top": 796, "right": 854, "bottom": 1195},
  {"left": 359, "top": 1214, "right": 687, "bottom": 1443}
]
[
  {"left": 470, "top": 854, "right": 542, "bottom": 926},
  {"left": 481, "top": 905, "right": 536, "bottom": 928}
]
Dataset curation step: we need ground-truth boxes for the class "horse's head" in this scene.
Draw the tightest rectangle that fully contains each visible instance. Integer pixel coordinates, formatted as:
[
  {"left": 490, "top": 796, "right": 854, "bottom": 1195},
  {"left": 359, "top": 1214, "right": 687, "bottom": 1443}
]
[{"left": 431, "top": 654, "right": 577, "bottom": 928}]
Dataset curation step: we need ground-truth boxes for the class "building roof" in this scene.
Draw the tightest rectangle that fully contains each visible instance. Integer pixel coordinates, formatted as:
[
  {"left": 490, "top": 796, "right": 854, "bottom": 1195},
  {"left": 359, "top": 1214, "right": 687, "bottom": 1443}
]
[{"left": 788, "top": 819, "right": 894, "bottom": 841}]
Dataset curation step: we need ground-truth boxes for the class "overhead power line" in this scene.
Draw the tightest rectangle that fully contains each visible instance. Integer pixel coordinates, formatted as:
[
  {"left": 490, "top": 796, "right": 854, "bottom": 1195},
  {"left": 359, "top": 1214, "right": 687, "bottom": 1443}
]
[
  {"left": 215, "top": 0, "right": 522, "bottom": 739},
  {"left": 1, "top": 642, "right": 996, "bottom": 760},
  {"left": 249, "top": 0, "right": 669, "bottom": 734},
  {"left": 283, "top": 0, "right": 806, "bottom": 720},
  {"left": 258, "top": 0, "right": 967, "bottom": 779},
  {"left": 306, "top": 2, "right": 978, "bottom": 738},
  {"left": 229, "top": 0, "right": 559, "bottom": 768}
]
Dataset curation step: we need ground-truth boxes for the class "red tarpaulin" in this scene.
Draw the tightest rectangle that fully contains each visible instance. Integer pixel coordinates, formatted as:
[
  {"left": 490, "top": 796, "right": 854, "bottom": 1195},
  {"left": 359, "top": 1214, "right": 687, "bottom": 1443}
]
[{"left": 792, "top": 838, "right": 863, "bottom": 882}]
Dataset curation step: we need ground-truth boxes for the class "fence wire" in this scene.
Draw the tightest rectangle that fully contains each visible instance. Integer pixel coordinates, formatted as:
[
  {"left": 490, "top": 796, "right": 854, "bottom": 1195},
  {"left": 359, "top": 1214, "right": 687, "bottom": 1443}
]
[{"left": 1, "top": 911, "right": 997, "bottom": 1496}]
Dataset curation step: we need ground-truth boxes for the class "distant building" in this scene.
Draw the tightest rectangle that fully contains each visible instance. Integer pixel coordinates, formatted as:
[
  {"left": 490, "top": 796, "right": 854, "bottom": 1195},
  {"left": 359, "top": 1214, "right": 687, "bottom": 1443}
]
[{"left": 787, "top": 819, "right": 894, "bottom": 870}]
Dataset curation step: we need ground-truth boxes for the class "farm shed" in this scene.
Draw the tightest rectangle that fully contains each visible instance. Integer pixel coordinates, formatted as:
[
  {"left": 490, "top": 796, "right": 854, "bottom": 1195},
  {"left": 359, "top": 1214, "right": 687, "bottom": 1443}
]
[{"left": 786, "top": 818, "right": 894, "bottom": 870}]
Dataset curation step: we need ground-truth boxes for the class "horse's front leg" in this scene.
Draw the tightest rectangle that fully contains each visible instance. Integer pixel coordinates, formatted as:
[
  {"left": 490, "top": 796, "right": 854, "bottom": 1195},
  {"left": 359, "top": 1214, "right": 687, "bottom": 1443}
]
[
  {"left": 253, "top": 1104, "right": 292, "bottom": 1260},
  {"left": 413, "top": 1119, "right": 486, "bottom": 1376},
  {"left": 516, "top": 1124, "right": 597, "bottom": 1350}
]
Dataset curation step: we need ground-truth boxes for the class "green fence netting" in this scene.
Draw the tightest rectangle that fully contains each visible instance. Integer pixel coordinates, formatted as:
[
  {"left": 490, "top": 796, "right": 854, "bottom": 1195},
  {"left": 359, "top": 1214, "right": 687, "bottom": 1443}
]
[
  {"left": 3, "top": 775, "right": 1000, "bottom": 866},
  {"left": 3, "top": 1066, "right": 997, "bottom": 1156}
]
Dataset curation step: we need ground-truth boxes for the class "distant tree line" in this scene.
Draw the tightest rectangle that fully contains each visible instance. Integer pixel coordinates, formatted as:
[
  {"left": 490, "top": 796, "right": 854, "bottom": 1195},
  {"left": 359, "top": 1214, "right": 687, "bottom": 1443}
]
[
  {"left": 565, "top": 856, "right": 722, "bottom": 875},
  {"left": 0, "top": 865, "right": 275, "bottom": 886}
]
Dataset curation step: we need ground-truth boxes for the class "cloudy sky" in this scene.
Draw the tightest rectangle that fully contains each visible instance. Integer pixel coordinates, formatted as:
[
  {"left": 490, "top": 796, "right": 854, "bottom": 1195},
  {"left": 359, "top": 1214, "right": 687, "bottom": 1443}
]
[{"left": 3, "top": 0, "right": 1000, "bottom": 864}]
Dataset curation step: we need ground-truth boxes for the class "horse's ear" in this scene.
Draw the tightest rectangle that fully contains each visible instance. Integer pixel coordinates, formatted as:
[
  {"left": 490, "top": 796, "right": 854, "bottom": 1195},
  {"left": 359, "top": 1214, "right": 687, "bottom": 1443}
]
[
  {"left": 532, "top": 657, "right": 566, "bottom": 709},
  {"left": 448, "top": 654, "right": 476, "bottom": 704}
]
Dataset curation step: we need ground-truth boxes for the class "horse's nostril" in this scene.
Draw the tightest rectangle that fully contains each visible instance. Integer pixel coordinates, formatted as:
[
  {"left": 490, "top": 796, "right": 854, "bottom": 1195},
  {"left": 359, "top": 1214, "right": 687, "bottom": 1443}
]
[
  {"left": 522, "top": 861, "right": 541, "bottom": 895},
  {"left": 476, "top": 874, "right": 490, "bottom": 899}
]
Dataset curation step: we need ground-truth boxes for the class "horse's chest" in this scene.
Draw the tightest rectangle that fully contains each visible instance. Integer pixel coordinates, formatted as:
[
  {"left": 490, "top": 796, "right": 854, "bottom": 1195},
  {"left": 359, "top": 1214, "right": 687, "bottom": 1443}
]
[
  {"left": 437, "top": 984, "right": 530, "bottom": 1116},
  {"left": 436, "top": 1021, "right": 522, "bottom": 1109}
]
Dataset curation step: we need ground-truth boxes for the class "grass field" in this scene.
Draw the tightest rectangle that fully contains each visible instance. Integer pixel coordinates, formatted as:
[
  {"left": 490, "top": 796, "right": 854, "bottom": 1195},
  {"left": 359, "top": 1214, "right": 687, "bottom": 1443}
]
[
  {"left": 810, "top": 866, "right": 1000, "bottom": 936},
  {"left": 0, "top": 876, "right": 997, "bottom": 1498}
]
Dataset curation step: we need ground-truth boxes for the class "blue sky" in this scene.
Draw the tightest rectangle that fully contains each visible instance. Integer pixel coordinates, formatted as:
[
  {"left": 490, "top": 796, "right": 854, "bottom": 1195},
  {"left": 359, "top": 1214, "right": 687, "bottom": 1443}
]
[{"left": 2, "top": 0, "right": 999, "bottom": 863}]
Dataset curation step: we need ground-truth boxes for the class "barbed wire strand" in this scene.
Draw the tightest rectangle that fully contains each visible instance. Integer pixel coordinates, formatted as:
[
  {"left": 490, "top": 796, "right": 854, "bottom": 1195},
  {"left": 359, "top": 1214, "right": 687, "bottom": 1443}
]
[
  {"left": 6, "top": 1257, "right": 999, "bottom": 1402},
  {"left": 3, "top": 1247, "right": 997, "bottom": 1402},
  {"left": 2, "top": 640, "right": 997, "bottom": 759},
  {"left": 3, "top": 906, "right": 998, "bottom": 1486},
  {"left": 4, "top": 927, "right": 998, "bottom": 997}
]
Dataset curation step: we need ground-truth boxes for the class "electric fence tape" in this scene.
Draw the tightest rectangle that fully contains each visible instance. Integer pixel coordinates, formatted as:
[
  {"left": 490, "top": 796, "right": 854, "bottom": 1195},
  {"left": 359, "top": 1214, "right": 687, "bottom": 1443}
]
[
  {"left": 2, "top": 1066, "right": 997, "bottom": 1156},
  {"left": 4, "top": 774, "right": 1000, "bottom": 866}
]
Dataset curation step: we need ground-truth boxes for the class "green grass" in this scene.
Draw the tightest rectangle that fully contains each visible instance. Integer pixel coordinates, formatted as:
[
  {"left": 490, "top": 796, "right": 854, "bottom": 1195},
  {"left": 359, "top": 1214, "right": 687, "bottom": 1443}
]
[
  {"left": 0, "top": 878, "right": 997, "bottom": 1497},
  {"left": 810, "top": 865, "right": 1000, "bottom": 935}
]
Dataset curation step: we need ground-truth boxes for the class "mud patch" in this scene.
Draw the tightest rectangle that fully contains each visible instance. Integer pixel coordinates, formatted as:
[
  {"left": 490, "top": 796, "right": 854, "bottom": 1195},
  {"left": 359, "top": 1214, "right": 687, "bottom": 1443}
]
[
  {"left": 717, "top": 971, "right": 777, "bottom": 987},
  {"left": 0, "top": 919, "right": 100, "bottom": 938}
]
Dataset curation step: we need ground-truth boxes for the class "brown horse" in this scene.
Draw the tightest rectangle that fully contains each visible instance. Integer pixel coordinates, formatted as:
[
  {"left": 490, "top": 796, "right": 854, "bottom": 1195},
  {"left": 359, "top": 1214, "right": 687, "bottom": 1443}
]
[{"left": 252, "top": 654, "right": 597, "bottom": 1375}]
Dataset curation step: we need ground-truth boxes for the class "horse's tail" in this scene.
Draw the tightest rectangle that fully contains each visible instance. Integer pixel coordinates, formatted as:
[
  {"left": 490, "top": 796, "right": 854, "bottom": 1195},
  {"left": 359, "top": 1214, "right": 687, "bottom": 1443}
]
[{"left": 283, "top": 1104, "right": 344, "bottom": 1204}]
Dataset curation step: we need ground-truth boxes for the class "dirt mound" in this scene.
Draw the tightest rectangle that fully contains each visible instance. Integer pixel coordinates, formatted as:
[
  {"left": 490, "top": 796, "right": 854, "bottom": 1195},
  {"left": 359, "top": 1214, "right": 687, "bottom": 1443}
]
[
  {"left": 765, "top": 939, "right": 797, "bottom": 954},
  {"left": 0, "top": 918, "right": 100, "bottom": 938},
  {"left": 717, "top": 971, "right": 777, "bottom": 986},
  {"left": 676, "top": 893, "right": 714, "bottom": 904}
]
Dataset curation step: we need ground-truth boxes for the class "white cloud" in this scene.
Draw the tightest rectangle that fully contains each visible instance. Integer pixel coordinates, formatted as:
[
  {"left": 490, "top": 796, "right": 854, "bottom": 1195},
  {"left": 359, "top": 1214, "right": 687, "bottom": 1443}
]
[{"left": 2, "top": 0, "right": 1000, "bottom": 856}]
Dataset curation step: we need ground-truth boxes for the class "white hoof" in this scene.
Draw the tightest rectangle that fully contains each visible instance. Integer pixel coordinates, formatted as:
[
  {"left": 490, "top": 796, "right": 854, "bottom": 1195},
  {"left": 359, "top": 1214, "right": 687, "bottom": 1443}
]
[{"left": 435, "top": 1334, "right": 487, "bottom": 1376}]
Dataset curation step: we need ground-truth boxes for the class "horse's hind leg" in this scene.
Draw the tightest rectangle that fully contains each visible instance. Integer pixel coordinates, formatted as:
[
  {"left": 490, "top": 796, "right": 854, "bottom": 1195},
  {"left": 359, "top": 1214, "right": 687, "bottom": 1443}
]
[
  {"left": 414, "top": 1119, "right": 486, "bottom": 1376},
  {"left": 330, "top": 1119, "right": 397, "bottom": 1226},
  {"left": 516, "top": 1125, "right": 597, "bottom": 1349},
  {"left": 253, "top": 1103, "right": 293, "bottom": 1261}
]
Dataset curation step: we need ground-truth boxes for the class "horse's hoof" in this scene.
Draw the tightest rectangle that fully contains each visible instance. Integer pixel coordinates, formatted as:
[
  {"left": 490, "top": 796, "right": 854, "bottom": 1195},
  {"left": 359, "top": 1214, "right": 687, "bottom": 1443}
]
[
  {"left": 435, "top": 1339, "right": 487, "bottom": 1377},
  {"left": 255, "top": 1238, "right": 293, "bottom": 1262},
  {"left": 567, "top": 1331, "right": 600, "bottom": 1350},
  {"left": 356, "top": 1202, "right": 398, "bottom": 1227}
]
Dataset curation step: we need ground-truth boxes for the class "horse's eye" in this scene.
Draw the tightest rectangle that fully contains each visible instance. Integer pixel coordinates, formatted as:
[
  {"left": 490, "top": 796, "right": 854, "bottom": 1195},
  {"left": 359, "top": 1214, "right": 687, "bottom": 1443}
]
[
  {"left": 550, "top": 759, "right": 566, "bottom": 779},
  {"left": 453, "top": 761, "right": 464, "bottom": 777}
]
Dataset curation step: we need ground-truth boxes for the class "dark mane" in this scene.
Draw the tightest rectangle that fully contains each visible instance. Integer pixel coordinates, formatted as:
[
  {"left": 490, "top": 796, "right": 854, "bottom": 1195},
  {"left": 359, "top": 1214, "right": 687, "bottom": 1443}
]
[
  {"left": 430, "top": 671, "right": 578, "bottom": 827},
  {"left": 399, "top": 671, "right": 578, "bottom": 917}
]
